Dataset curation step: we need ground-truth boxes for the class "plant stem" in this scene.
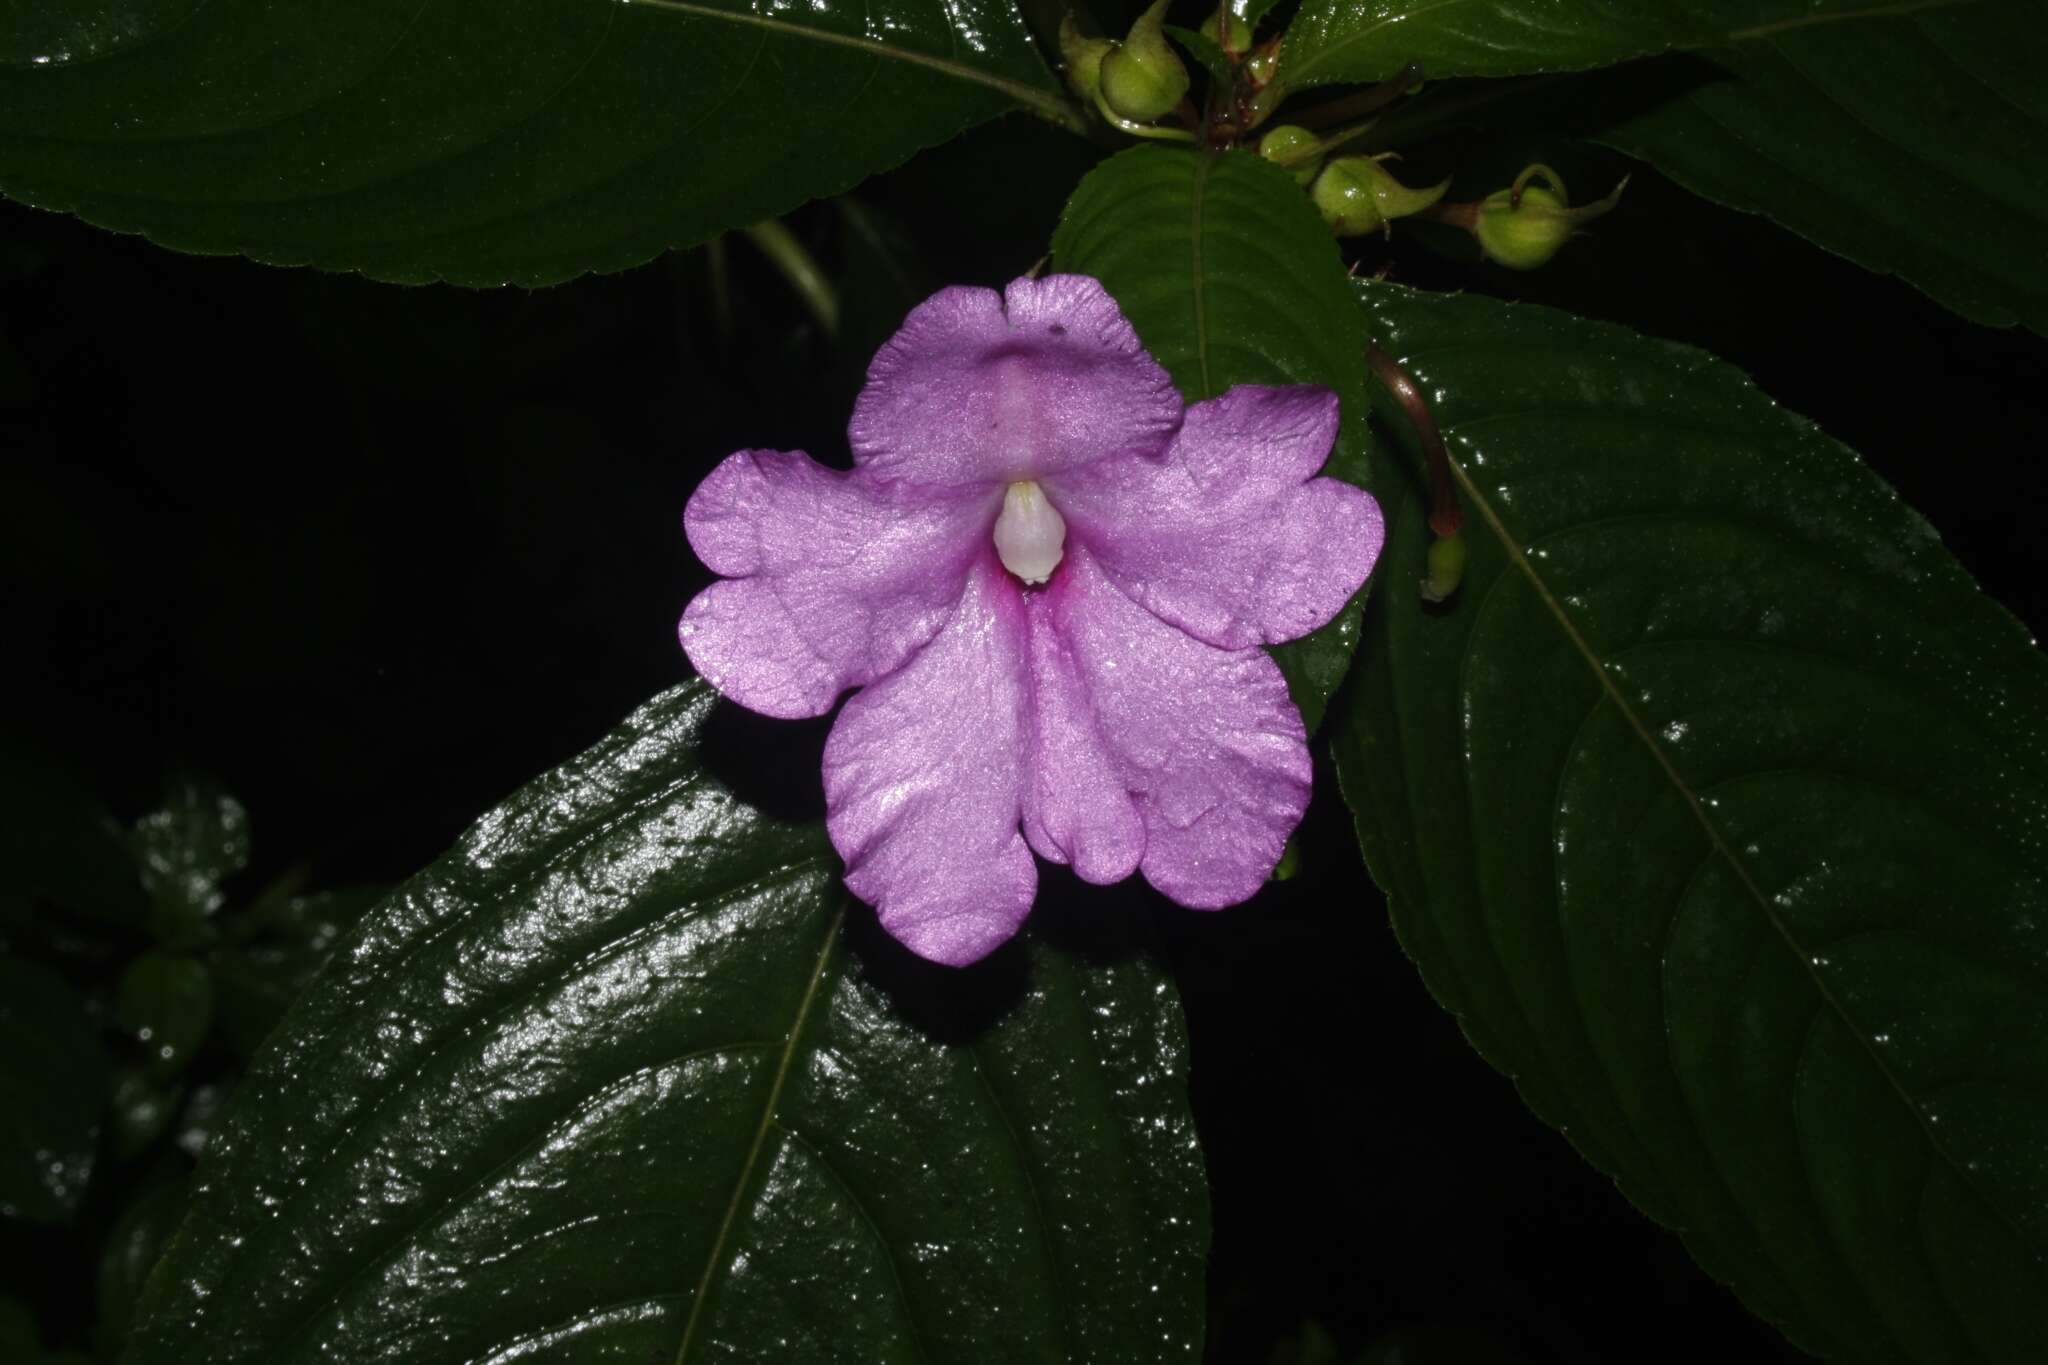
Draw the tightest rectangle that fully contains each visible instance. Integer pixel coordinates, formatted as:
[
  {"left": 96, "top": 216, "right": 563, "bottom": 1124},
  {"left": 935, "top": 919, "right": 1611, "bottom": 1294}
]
[{"left": 743, "top": 219, "right": 839, "bottom": 338}]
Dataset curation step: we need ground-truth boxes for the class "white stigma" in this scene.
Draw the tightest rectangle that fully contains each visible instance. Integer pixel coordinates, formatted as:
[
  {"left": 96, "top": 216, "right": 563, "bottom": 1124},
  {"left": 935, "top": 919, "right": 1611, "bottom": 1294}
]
[{"left": 993, "top": 480, "right": 1066, "bottom": 585}]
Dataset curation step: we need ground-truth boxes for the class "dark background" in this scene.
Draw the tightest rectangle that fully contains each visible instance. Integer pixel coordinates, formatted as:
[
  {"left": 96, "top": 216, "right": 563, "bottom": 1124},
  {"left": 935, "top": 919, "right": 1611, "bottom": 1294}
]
[{"left": 5, "top": 109, "right": 2045, "bottom": 1363}]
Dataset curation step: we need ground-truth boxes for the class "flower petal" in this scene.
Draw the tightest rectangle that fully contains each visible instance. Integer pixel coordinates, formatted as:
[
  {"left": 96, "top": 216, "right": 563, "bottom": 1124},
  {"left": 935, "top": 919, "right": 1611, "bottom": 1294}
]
[
  {"left": 1047, "top": 547, "right": 1311, "bottom": 909},
  {"left": 849, "top": 274, "right": 1182, "bottom": 487},
  {"left": 680, "top": 450, "right": 996, "bottom": 719},
  {"left": 1020, "top": 596, "right": 1145, "bottom": 885},
  {"left": 1051, "top": 385, "right": 1384, "bottom": 650},
  {"left": 823, "top": 557, "right": 1036, "bottom": 966}
]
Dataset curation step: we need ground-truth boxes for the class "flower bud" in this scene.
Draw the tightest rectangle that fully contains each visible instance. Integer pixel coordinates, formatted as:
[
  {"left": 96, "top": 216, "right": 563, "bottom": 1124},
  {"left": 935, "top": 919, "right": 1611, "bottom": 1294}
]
[
  {"left": 1259, "top": 124, "right": 1323, "bottom": 186},
  {"left": 1059, "top": 15, "right": 1111, "bottom": 103},
  {"left": 1244, "top": 38, "right": 1279, "bottom": 89},
  {"left": 1099, "top": 0, "right": 1190, "bottom": 123},
  {"left": 1473, "top": 164, "right": 1627, "bottom": 270},
  {"left": 1199, "top": 7, "right": 1251, "bottom": 56},
  {"left": 1421, "top": 531, "right": 1466, "bottom": 604},
  {"left": 1310, "top": 155, "right": 1449, "bottom": 237}
]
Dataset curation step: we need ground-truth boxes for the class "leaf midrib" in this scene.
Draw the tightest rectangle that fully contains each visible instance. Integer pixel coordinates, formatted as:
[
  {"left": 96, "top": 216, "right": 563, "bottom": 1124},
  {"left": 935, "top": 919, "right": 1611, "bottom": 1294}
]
[
  {"left": 1283, "top": 0, "right": 1982, "bottom": 90},
  {"left": 620, "top": 0, "right": 1086, "bottom": 132},
  {"left": 672, "top": 903, "right": 846, "bottom": 1364},
  {"left": 1429, "top": 380, "right": 2041, "bottom": 1265}
]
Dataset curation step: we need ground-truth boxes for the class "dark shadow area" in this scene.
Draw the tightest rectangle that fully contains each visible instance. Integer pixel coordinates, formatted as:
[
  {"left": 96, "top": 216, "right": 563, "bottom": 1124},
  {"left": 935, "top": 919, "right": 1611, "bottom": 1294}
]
[
  {"left": 840, "top": 894, "right": 1034, "bottom": 1044},
  {"left": 1369, "top": 52, "right": 1734, "bottom": 157},
  {"left": 697, "top": 699, "right": 831, "bottom": 825}
]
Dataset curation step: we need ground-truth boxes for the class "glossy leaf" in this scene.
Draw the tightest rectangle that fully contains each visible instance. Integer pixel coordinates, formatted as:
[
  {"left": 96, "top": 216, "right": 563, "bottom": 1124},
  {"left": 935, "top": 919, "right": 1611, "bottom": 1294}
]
[
  {"left": 130, "top": 683, "right": 1206, "bottom": 1363},
  {"left": 1334, "top": 281, "right": 2048, "bottom": 1363},
  {"left": 0, "top": 0, "right": 1077, "bottom": 286},
  {"left": 1596, "top": 5, "right": 2048, "bottom": 333},
  {"left": 0, "top": 957, "right": 108, "bottom": 1223},
  {"left": 1277, "top": 0, "right": 1973, "bottom": 89},
  {"left": 1050, "top": 145, "right": 1378, "bottom": 732}
]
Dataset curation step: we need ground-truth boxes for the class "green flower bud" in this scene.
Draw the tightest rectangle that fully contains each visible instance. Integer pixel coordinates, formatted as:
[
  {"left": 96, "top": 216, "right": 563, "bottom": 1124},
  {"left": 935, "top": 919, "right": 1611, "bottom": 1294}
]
[
  {"left": 1310, "top": 155, "right": 1449, "bottom": 237},
  {"left": 1059, "top": 15, "right": 1111, "bottom": 102},
  {"left": 1421, "top": 531, "right": 1466, "bottom": 604},
  {"left": 1259, "top": 125, "right": 1324, "bottom": 186},
  {"left": 1244, "top": 39, "right": 1279, "bottom": 89},
  {"left": 1199, "top": 7, "right": 1251, "bottom": 56},
  {"left": 1100, "top": 0, "right": 1191, "bottom": 122},
  {"left": 1474, "top": 164, "right": 1628, "bottom": 270}
]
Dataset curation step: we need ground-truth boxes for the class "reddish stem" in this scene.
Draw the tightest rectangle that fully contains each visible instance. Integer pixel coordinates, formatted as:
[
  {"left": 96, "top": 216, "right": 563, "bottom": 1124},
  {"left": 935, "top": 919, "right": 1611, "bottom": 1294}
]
[{"left": 1366, "top": 342, "right": 1462, "bottom": 537}]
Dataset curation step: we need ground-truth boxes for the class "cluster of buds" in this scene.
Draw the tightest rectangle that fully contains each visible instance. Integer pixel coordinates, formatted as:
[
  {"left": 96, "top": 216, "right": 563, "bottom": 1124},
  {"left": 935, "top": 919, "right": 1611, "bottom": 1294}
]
[
  {"left": 1257, "top": 123, "right": 1446, "bottom": 237},
  {"left": 1061, "top": 11, "right": 1627, "bottom": 279},
  {"left": 1064, "top": 1, "right": 1290, "bottom": 142}
]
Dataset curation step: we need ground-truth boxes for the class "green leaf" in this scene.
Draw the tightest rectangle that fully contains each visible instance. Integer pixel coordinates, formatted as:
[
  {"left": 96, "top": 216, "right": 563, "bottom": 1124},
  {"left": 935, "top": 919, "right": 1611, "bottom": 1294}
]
[
  {"left": 1050, "top": 146, "right": 1378, "bottom": 732},
  {"left": 131, "top": 775, "right": 249, "bottom": 937},
  {"left": 1334, "top": 280, "right": 2048, "bottom": 1362},
  {"left": 1277, "top": 0, "right": 1979, "bottom": 90},
  {"left": 131, "top": 683, "right": 1206, "bottom": 1363},
  {"left": 1595, "top": 5, "right": 2048, "bottom": 333},
  {"left": 0, "top": 0, "right": 1078, "bottom": 286},
  {"left": 107, "top": 1068, "right": 184, "bottom": 1164},
  {"left": 0, "top": 957, "right": 108, "bottom": 1223},
  {"left": 1164, "top": 24, "right": 1236, "bottom": 87},
  {"left": 97, "top": 1175, "right": 189, "bottom": 1355},
  {"left": 116, "top": 952, "right": 216, "bottom": 1079}
]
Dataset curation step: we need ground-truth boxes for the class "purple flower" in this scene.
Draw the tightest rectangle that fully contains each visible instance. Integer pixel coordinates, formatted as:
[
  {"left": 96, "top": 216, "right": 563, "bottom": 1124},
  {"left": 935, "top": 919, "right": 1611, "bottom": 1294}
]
[{"left": 680, "top": 275, "right": 1383, "bottom": 965}]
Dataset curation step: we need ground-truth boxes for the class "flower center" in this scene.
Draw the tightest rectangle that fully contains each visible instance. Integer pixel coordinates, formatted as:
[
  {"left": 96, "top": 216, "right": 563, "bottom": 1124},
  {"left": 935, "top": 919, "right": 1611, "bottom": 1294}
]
[{"left": 992, "top": 479, "right": 1065, "bottom": 584}]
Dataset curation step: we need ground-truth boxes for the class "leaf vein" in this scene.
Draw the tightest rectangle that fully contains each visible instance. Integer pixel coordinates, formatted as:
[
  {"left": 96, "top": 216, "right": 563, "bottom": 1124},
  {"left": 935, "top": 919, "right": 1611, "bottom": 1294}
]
[{"left": 1431, "top": 369, "right": 2047, "bottom": 1271}]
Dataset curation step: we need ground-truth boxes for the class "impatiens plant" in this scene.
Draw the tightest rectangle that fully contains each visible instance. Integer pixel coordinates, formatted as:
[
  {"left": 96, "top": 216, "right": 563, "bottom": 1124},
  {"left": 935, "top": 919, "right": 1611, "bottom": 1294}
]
[{"left": 2, "top": 1, "right": 2046, "bottom": 1362}]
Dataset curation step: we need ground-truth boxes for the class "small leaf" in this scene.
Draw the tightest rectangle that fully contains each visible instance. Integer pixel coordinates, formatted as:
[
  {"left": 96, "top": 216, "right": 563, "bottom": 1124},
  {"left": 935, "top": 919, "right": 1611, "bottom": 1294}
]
[
  {"left": 131, "top": 684, "right": 1207, "bottom": 1363},
  {"left": 131, "top": 776, "right": 249, "bottom": 937},
  {"left": 1051, "top": 145, "right": 1379, "bottom": 732},
  {"left": 116, "top": 953, "right": 216, "bottom": 1079},
  {"left": 0, "top": 957, "right": 108, "bottom": 1223},
  {"left": 0, "top": 0, "right": 1077, "bottom": 285},
  {"left": 1276, "top": 0, "right": 1978, "bottom": 89},
  {"left": 1335, "top": 280, "right": 2048, "bottom": 1362},
  {"left": 107, "top": 1068, "right": 183, "bottom": 1164},
  {"left": 97, "top": 1175, "right": 189, "bottom": 1354},
  {"left": 172, "top": 1082, "right": 231, "bottom": 1162},
  {"left": 1596, "top": 6, "right": 2048, "bottom": 333}
]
